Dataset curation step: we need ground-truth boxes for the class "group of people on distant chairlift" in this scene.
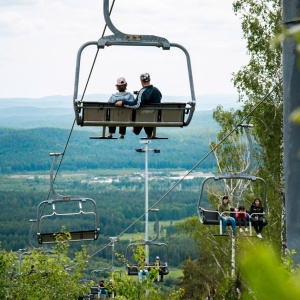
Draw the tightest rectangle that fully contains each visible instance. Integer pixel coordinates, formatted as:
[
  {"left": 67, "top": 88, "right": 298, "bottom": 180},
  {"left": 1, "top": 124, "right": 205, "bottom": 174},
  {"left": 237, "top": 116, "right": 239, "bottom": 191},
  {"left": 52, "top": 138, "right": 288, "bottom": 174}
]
[
  {"left": 218, "top": 196, "right": 266, "bottom": 239},
  {"left": 138, "top": 256, "right": 165, "bottom": 283},
  {"left": 107, "top": 73, "right": 162, "bottom": 139}
]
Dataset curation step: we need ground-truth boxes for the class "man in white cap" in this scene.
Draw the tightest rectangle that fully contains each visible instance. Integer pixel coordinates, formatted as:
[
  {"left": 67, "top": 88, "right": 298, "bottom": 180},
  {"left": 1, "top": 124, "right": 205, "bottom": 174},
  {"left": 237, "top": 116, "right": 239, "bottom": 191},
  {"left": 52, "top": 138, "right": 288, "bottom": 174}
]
[
  {"left": 154, "top": 256, "right": 164, "bottom": 282},
  {"left": 115, "top": 73, "right": 162, "bottom": 138},
  {"left": 108, "top": 77, "right": 134, "bottom": 138}
]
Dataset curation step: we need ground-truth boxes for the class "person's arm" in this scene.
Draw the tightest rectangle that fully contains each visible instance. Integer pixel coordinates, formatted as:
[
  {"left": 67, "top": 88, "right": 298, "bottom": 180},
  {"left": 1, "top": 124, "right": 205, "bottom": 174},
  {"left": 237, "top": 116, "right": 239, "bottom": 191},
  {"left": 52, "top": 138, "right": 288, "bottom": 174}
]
[
  {"left": 249, "top": 205, "right": 254, "bottom": 214},
  {"left": 108, "top": 94, "right": 115, "bottom": 103},
  {"left": 218, "top": 204, "right": 223, "bottom": 215},
  {"left": 123, "top": 89, "right": 147, "bottom": 108}
]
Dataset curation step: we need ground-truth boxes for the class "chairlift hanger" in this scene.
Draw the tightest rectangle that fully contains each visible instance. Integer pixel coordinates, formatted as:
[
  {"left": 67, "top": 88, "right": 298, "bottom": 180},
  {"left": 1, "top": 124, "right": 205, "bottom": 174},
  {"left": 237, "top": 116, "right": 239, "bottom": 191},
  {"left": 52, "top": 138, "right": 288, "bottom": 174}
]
[
  {"left": 197, "top": 124, "right": 268, "bottom": 236},
  {"left": 73, "top": 0, "right": 196, "bottom": 139},
  {"left": 125, "top": 242, "right": 169, "bottom": 277},
  {"left": 89, "top": 237, "right": 122, "bottom": 278},
  {"left": 32, "top": 153, "right": 100, "bottom": 244},
  {"left": 124, "top": 209, "right": 169, "bottom": 277}
]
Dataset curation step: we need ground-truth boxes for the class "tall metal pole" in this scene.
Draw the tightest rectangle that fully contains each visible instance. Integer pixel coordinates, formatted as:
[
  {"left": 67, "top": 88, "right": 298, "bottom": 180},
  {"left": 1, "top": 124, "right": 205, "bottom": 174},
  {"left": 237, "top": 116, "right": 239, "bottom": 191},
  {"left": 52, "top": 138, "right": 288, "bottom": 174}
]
[
  {"left": 136, "top": 140, "right": 160, "bottom": 264},
  {"left": 283, "top": 0, "right": 300, "bottom": 264},
  {"left": 145, "top": 141, "right": 150, "bottom": 264},
  {"left": 231, "top": 236, "right": 235, "bottom": 278}
]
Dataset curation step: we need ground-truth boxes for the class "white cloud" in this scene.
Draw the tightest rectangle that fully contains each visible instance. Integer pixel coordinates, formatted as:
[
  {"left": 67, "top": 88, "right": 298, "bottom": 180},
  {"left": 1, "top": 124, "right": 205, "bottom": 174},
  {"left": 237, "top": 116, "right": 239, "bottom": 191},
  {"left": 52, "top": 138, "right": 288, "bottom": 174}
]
[
  {"left": 0, "top": 0, "right": 39, "bottom": 6},
  {"left": 0, "top": 0, "right": 248, "bottom": 99}
]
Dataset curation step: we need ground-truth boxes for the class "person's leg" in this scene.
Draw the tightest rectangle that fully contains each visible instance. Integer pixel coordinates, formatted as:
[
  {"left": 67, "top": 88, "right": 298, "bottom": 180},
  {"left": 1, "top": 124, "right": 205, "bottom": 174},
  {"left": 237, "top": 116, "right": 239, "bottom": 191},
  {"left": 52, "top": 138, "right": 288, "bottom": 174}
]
[
  {"left": 253, "top": 222, "right": 259, "bottom": 233},
  {"left": 221, "top": 217, "right": 227, "bottom": 234},
  {"left": 133, "top": 127, "right": 143, "bottom": 135},
  {"left": 251, "top": 218, "right": 258, "bottom": 233},
  {"left": 236, "top": 219, "right": 242, "bottom": 228},
  {"left": 160, "top": 270, "right": 164, "bottom": 281},
  {"left": 119, "top": 126, "right": 126, "bottom": 135},
  {"left": 229, "top": 217, "right": 236, "bottom": 234},
  {"left": 109, "top": 126, "right": 116, "bottom": 134},
  {"left": 144, "top": 127, "right": 154, "bottom": 137},
  {"left": 258, "top": 219, "right": 263, "bottom": 233}
]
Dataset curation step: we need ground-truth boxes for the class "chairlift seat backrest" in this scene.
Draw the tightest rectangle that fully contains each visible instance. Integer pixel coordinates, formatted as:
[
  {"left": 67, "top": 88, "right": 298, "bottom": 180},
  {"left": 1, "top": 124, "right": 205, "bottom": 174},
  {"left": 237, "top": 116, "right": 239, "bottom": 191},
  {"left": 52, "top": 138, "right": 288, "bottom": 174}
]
[
  {"left": 37, "top": 229, "right": 100, "bottom": 244},
  {"left": 80, "top": 101, "right": 187, "bottom": 127},
  {"left": 36, "top": 197, "right": 100, "bottom": 244},
  {"left": 200, "top": 209, "right": 219, "bottom": 225},
  {"left": 90, "top": 287, "right": 99, "bottom": 294}
]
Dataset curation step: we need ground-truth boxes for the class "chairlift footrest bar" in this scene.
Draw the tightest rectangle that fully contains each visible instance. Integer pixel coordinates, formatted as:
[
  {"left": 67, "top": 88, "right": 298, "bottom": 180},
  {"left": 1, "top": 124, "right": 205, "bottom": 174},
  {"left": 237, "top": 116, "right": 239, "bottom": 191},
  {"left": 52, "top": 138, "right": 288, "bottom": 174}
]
[
  {"left": 89, "top": 136, "right": 118, "bottom": 139},
  {"left": 140, "top": 137, "right": 168, "bottom": 140}
]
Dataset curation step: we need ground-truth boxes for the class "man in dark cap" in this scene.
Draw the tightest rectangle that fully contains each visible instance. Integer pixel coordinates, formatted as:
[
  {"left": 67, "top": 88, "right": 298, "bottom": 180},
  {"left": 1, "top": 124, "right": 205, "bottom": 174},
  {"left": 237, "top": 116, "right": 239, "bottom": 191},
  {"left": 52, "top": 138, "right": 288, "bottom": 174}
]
[{"left": 115, "top": 73, "right": 162, "bottom": 138}]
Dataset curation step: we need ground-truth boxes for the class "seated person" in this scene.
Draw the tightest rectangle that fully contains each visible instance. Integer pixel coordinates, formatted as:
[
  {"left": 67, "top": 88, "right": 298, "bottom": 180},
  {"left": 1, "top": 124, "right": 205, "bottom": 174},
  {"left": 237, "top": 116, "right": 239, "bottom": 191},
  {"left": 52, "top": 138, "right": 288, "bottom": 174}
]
[
  {"left": 218, "top": 196, "right": 236, "bottom": 236},
  {"left": 250, "top": 197, "right": 265, "bottom": 239},
  {"left": 235, "top": 205, "right": 248, "bottom": 233},
  {"left": 98, "top": 280, "right": 109, "bottom": 298},
  {"left": 153, "top": 256, "right": 164, "bottom": 282},
  {"left": 107, "top": 278, "right": 116, "bottom": 298},
  {"left": 138, "top": 257, "right": 149, "bottom": 282},
  {"left": 108, "top": 77, "right": 134, "bottom": 139},
  {"left": 115, "top": 73, "right": 162, "bottom": 139}
]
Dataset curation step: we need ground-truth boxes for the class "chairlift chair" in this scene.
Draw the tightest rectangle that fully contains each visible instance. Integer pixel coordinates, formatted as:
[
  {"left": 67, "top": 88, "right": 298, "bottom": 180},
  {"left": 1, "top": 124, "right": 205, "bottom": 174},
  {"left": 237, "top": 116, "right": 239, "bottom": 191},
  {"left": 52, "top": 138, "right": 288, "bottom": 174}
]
[
  {"left": 197, "top": 124, "right": 268, "bottom": 236},
  {"left": 90, "top": 237, "right": 122, "bottom": 280},
  {"left": 125, "top": 241, "right": 169, "bottom": 277},
  {"left": 197, "top": 172, "right": 267, "bottom": 236},
  {"left": 124, "top": 209, "right": 169, "bottom": 278},
  {"left": 32, "top": 153, "right": 100, "bottom": 244},
  {"left": 73, "top": 0, "right": 196, "bottom": 139}
]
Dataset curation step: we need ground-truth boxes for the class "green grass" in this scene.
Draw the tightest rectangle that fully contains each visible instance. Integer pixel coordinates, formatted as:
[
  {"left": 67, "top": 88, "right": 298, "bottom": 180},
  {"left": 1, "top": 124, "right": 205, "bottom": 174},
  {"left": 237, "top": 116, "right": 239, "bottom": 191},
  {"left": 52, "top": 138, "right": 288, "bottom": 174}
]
[
  {"left": 119, "top": 219, "right": 184, "bottom": 241},
  {"left": 168, "top": 268, "right": 183, "bottom": 278}
]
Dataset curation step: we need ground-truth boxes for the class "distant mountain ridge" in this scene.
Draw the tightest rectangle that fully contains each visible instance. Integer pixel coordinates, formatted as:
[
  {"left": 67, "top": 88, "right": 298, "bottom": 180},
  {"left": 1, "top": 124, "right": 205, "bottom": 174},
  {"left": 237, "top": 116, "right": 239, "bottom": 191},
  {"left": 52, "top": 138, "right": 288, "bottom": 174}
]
[
  {"left": 0, "top": 93, "right": 240, "bottom": 109},
  {"left": 0, "top": 94, "right": 239, "bottom": 128}
]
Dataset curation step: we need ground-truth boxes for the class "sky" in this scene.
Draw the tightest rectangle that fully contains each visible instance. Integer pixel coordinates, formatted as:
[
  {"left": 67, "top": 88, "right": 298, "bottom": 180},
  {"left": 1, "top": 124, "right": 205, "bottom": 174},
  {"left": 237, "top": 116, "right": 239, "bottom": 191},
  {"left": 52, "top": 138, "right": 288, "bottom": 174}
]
[{"left": 0, "top": 0, "right": 249, "bottom": 99}]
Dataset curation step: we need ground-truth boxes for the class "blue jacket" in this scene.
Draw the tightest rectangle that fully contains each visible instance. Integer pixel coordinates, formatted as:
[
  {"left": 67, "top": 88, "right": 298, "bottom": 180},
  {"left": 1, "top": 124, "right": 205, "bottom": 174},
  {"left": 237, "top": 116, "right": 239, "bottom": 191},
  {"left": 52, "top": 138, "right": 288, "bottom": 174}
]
[
  {"left": 123, "top": 85, "right": 162, "bottom": 109},
  {"left": 108, "top": 92, "right": 134, "bottom": 103}
]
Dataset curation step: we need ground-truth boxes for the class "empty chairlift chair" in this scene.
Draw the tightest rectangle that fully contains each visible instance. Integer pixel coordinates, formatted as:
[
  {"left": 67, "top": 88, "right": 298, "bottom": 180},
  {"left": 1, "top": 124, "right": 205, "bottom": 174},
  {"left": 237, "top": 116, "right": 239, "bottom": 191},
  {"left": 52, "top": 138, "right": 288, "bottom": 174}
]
[{"left": 32, "top": 153, "right": 100, "bottom": 244}]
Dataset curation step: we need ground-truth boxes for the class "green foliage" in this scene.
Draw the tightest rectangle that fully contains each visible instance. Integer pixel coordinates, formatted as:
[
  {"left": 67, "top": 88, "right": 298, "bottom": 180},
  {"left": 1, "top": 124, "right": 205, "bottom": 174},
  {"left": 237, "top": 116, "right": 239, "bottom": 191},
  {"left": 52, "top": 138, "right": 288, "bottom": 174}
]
[
  {"left": 0, "top": 245, "right": 15, "bottom": 299},
  {"left": 290, "top": 107, "right": 300, "bottom": 124},
  {"left": 112, "top": 243, "right": 184, "bottom": 299},
  {"left": 176, "top": 217, "right": 241, "bottom": 299},
  {"left": 238, "top": 242, "right": 300, "bottom": 299},
  {"left": 0, "top": 237, "right": 91, "bottom": 300},
  {"left": 231, "top": 0, "right": 283, "bottom": 250}
]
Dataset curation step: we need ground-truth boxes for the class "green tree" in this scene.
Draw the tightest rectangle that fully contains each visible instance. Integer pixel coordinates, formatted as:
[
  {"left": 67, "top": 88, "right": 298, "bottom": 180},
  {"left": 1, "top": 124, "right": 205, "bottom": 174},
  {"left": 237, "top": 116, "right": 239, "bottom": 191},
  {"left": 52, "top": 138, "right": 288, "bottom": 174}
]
[
  {"left": 114, "top": 243, "right": 184, "bottom": 299},
  {"left": 178, "top": 1, "right": 283, "bottom": 299},
  {"left": 238, "top": 242, "right": 300, "bottom": 299},
  {"left": 225, "top": 0, "right": 283, "bottom": 248},
  {"left": 1, "top": 236, "right": 91, "bottom": 300}
]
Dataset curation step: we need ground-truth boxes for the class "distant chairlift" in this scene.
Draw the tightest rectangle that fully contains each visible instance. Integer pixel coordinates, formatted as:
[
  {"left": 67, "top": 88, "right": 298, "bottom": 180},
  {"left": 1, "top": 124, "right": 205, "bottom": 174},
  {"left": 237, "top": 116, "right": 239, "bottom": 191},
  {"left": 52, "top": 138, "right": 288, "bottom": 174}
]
[
  {"left": 32, "top": 153, "right": 100, "bottom": 244},
  {"left": 73, "top": 0, "right": 196, "bottom": 139},
  {"left": 197, "top": 124, "right": 268, "bottom": 236},
  {"left": 125, "top": 209, "right": 169, "bottom": 280},
  {"left": 90, "top": 237, "right": 122, "bottom": 279}
]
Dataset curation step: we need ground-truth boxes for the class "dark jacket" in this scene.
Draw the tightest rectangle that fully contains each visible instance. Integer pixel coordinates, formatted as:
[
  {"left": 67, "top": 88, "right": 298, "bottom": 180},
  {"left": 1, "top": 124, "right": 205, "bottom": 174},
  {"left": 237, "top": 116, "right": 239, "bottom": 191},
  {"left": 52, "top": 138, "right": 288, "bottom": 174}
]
[
  {"left": 123, "top": 85, "right": 162, "bottom": 109},
  {"left": 250, "top": 205, "right": 264, "bottom": 217}
]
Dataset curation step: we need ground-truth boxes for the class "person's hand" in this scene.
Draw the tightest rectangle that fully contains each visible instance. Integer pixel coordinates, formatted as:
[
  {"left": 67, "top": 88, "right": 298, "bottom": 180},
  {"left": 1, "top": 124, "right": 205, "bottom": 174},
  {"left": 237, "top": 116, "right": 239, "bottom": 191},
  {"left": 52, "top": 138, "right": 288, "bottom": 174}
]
[{"left": 115, "top": 101, "right": 122, "bottom": 107}]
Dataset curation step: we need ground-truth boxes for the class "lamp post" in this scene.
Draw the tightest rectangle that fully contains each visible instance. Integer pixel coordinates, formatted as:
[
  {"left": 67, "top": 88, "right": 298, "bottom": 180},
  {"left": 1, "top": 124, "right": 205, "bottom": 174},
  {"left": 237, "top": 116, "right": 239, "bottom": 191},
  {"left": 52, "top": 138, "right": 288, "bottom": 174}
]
[{"left": 136, "top": 140, "right": 160, "bottom": 264}]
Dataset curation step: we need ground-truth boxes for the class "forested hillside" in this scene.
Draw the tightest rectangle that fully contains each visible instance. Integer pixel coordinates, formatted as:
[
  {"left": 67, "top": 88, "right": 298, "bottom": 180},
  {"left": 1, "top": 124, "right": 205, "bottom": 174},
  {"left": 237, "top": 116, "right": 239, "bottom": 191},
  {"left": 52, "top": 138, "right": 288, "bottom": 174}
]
[
  {"left": 0, "top": 186, "right": 200, "bottom": 266},
  {"left": 0, "top": 110, "right": 218, "bottom": 267},
  {"left": 0, "top": 110, "right": 219, "bottom": 173}
]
